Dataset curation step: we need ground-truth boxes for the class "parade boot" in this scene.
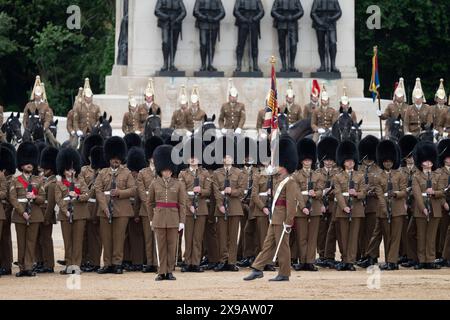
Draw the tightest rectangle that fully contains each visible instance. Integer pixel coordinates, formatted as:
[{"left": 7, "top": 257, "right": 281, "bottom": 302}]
[
  {"left": 269, "top": 274, "right": 289, "bottom": 281},
  {"left": 200, "top": 46, "right": 208, "bottom": 71},
  {"left": 155, "top": 274, "right": 165, "bottom": 281},
  {"left": 114, "top": 265, "right": 123, "bottom": 274},
  {"left": 263, "top": 264, "right": 276, "bottom": 271},
  {"left": 213, "top": 262, "right": 227, "bottom": 272},
  {"left": 401, "top": 260, "right": 418, "bottom": 268},
  {"left": 16, "top": 270, "right": 36, "bottom": 277},
  {"left": 358, "top": 256, "right": 377, "bottom": 268},
  {"left": 166, "top": 273, "right": 176, "bottom": 280},
  {"left": 330, "top": 44, "right": 340, "bottom": 73},
  {"left": 142, "top": 265, "right": 157, "bottom": 273},
  {"left": 97, "top": 266, "right": 114, "bottom": 274},
  {"left": 306, "top": 263, "right": 319, "bottom": 271},
  {"left": 226, "top": 264, "right": 239, "bottom": 272},
  {"left": 346, "top": 263, "right": 356, "bottom": 271},
  {"left": 414, "top": 263, "right": 426, "bottom": 270},
  {"left": 243, "top": 268, "right": 263, "bottom": 281}
]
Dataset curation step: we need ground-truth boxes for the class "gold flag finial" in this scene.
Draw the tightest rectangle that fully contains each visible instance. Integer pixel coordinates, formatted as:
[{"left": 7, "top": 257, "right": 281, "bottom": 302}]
[{"left": 270, "top": 56, "right": 276, "bottom": 65}]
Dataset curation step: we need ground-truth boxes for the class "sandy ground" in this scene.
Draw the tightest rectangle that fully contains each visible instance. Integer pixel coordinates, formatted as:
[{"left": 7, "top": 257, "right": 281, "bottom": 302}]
[{"left": 1, "top": 224, "right": 449, "bottom": 300}]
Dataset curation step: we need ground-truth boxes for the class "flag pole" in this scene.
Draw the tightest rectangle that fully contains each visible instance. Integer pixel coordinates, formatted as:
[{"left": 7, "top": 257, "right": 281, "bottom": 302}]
[{"left": 374, "top": 46, "right": 383, "bottom": 139}]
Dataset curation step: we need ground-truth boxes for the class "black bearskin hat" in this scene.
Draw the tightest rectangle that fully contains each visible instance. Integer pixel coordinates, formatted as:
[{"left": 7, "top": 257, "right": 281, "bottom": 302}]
[
  {"left": 17, "top": 142, "right": 39, "bottom": 170},
  {"left": 124, "top": 133, "right": 142, "bottom": 150},
  {"left": 358, "top": 135, "right": 379, "bottom": 162},
  {"left": 90, "top": 146, "right": 108, "bottom": 170},
  {"left": 104, "top": 136, "right": 127, "bottom": 163},
  {"left": 274, "top": 136, "right": 298, "bottom": 174},
  {"left": 337, "top": 141, "right": 359, "bottom": 170},
  {"left": 297, "top": 138, "right": 317, "bottom": 170},
  {"left": 127, "top": 147, "right": 147, "bottom": 173},
  {"left": 399, "top": 135, "right": 418, "bottom": 160},
  {"left": 40, "top": 147, "right": 59, "bottom": 174},
  {"left": 56, "top": 147, "right": 81, "bottom": 176},
  {"left": 414, "top": 141, "right": 438, "bottom": 171},
  {"left": 145, "top": 136, "right": 164, "bottom": 160},
  {"left": 0, "top": 146, "right": 16, "bottom": 175},
  {"left": 154, "top": 145, "right": 177, "bottom": 176},
  {"left": 376, "top": 140, "right": 400, "bottom": 170},
  {"left": 317, "top": 136, "right": 338, "bottom": 167},
  {"left": 236, "top": 137, "right": 257, "bottom": 165},
  {"left": 82, "top": 134, "right": 104, "bottom": 165},
  {"left": 437, "top": 139, "right": 450, "bottom": 167}
]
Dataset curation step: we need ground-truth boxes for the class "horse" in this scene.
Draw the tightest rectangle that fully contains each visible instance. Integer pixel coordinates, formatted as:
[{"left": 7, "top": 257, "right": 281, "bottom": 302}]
[
  {"left": 1, "top": 112, "right": 23, "bottom": 145},
  {"left": 92, "top": 112, "right": 113, "bottom": 140},
  {"left": 332, "top": 108, "right": 362, "bottom": 144},
  {"left": 144, "top": 108, "right": 162, "bottom": 140},
  {"left": 23, "top": 110, "right": 45, "bottom": 143},
  {"left": 385, "top": 115, "right": 403, "bottom": 142},
  {"left": 288, "top": 118, "right": 313, "bottom": 143},
  {"left": 418, "top": 123, "right": 436, "bottom": 142}
]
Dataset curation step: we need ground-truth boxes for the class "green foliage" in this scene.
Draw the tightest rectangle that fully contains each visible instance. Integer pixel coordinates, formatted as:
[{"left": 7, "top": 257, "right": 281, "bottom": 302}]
[{"left": 0, "top": 12, "right": 18, "bottom": 57}]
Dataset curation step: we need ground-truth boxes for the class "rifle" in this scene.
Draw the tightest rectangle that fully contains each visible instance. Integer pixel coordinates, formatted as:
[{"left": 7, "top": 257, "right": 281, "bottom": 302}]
[
  {"left": 68, "top": 171, "right": 75, "bottom": 224},
  {"left": 347, "top": 171, "right": 354, "bottom": 222},
  {"left": 386, "top": 172, "right": 393, "bottom": 224},
  {"left": 406, "top": 170, "right": 413, "bottom": 219},
  {"left": 223, "top": 168, "right": 230, "bottom": 221},
  {"left": 108, "top": 172, "right": 117, "bottom": 224},
  {"left": 425, "top": 172, "right": 432, "bottom": 223},
  {"left": 25, "top": 177, "right": 33, "bottom": 226},
  {"left": 192, "top": 169, "right": 200, "bottom": 220},
  {"left": 265, "top": 174, "right": 274, "bottom": 223},
  {"left": 305, "top": 170, "right": 314, "bottom": 223},
  {"left": 322, "top": 171, "right": 334, "bottom": 221},
  {"left": 242, "top": 167, "right": 254, "bottom": 204}
]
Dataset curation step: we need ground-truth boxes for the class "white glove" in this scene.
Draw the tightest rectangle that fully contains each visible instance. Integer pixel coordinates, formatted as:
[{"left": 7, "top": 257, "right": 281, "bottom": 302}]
[
  {"left": 235, "top": 128, "right": 242, "bottom": 135},
  {"left": 260, "top": 132, "right": 268, "bottom": 140},
  {"left": 318, "top": 128, "right": 326, "bottom": 134},
  {"left": 433, "top": 129, "right": 439, "bottom": 135},
  {"left": 221, "top": 128, "right": 227, "bottom": 135},
  {"left": 289, "top": 124, "right": 294, "bottom": 129},
  {"left": 194, "top": 128, "right": 200, "bottom": 135},
  {"left": 376, "top": 110, "right": 382, "bottom": 117},
  {"left": 444, "top": 132, "right": 449, "bottom": 138},
  {"left": 76, "top": 130, "right": 83, "bottom": 137},
  {"left": 186, "top": 131, "right": 193, "bottom": 137},
  {"left": 70, "top": 130, "right": 75, "bottom": 136},
  {"left": 150, "top": 221, "right": 153, "bottom": 227},
  {"left": 178, "top": 223, "right": 185, "bottom": 232},
  {"left": 135, "top": 130, "right": 141, "bottom": 135}
]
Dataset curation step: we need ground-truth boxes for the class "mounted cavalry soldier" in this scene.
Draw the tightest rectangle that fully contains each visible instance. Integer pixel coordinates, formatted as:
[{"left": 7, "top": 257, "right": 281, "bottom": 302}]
[
  {"left": 138, "top": 78, "right": 162, "bottom": 131},
  {"left": 122, "top": 90, "right": 143, "bottom": 136},
  {"left": 434, "top": 79, "right": 449, "bottom": 136},
  {"left": 170, "top": 85, "right": 194, "bottom": 132},
  {"left": 377, "top": 77, "right": 408, "bottom": 137},
  {"left": 219, "top": 79, "right": 246, "bottom": 135},
  {"left": 279, "top": 80, "right": 303, "bottom": 126},
  {"left": 311, "top": 84, "right": 338, "bottom": 143},
  {"left": 303, "top": 80, "right": 320, "bottom": 120},
  {"left": 403, "top": 78, "right": 433, "bottom": 137},
  {"left": 189, "top": 85, "right": 207, "bottom": 131},
  {"left": 73, "top": 78, "right": 102, "bottom": 137}
]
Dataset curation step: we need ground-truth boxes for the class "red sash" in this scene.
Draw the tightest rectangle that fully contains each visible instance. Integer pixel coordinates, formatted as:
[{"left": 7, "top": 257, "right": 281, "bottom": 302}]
[
  {"left": 275, "top": 199, "right": 287, "bottom": 207},
  {"left": 63, "top": 179, "right": 81, "bottom": 195},
  {"left": 156, "top": 202, "right": 180, "bottom": 209},
  {"left": 17, "top": 176, "right": 38, "bottom": 195}
]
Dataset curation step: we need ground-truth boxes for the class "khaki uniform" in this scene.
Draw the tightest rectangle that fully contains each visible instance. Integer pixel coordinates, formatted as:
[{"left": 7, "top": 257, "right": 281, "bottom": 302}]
[
  {"left": 23, "top": 101, "right": 53, "bottom": 130},
  {"left": 438, "top": 107, "right": 450, "bottom": 135},
  {"left": 122, "top": 111, "right": 143, "bottom": 135},
  {"left": 373, "top": 170, "right": 407, "bottom": 263},
  {"left": 358, "top": 163, "right": 381, "bottom": 260},
  {"left": 55, "top": 178, "right": 90, "bottom": 267},
  {"left": 436, "top": 167, "right": 450, "bottom": 259},
  {"left": 95, "top": 166, "right": 136, "bottom": 267},
  {"left": 0, "top": 174, "right": 13, "bottom": 271},
  {"left": 218, "top": 102, "right": 246, "bottom": 130},
  {"left": 252, "top": 174, "right": 298, "bottom": 277},
  {"left": 212, "top": 167, "right": 245, "bottom": 265},
  {"left": 250, "top": 172, "right": 271, "bottom": 256},
  {"left": 80, "top": 166, "right": 102, "bottom": 267},
  {"left": 124, "top": 189, "right": 145, "bottom": 266},
  {"left": 179, "top": 168, "right": 212, "bottom": 266},
  {"left": 137, "top": 167, "right": 158, "bottom": 267},
  {"left": 73, "top": 102, "right": 102, "bottom": 135},
  {"left": 36, "top": 175, "right": 57, "bottom": 269},
  {"left": 292, "top": 169, "right": 324, "bottom": 264},
  {"left": 190, "top": 107, "right": 207, "bottom": 131},
  {"left": 279, "top": 103, "right": 303, "bottom": 125},
  {"left": 431, "top": 104, "right": 448, "bottom": 132},
  {"left": 303, "top": 102, "right": 319, "bottom": 120},
  {"left": 66, "top": 110, "right": 78, "bottom": 146},
  {"left": 9, "top": 174, "right": 46, "bottom": 271},
  {"left": 311, "top": 106, "right": 338, "bottom": 142},
  {"left": 203, "top": 169, "right": 220, "bottom": 265},
  {"left": 148, "top": 176, "right": 187, "bottom": 275},
  {"left": 138, "top": 102, "right": 161, "bottom": 124},
  {"left": 379, "top": 102, "right": 408, "bottom": 134},
  {"left": 403, "top": 104, "right": 432, "bottom": 136},
  {"left": 412, "top": 171, "right": 445, "bottom": 263},
  {"left": 256, "top": 108, "right": 266, "bottom": 130},
  {"left": 170, "top": 109, "right": 194, "bottom": 131},
  {"left": 333, "top": 170, "right": 367, "bottom": 264}
]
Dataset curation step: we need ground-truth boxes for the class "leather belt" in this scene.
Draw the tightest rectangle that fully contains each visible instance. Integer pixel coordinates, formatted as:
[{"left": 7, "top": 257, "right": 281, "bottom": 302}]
[
  {"left": 18, "top": 199, "right": 28, "bottom": 203},
  {"left": 88, "top": 198, "right": 96, "bottom": 203},
  {"left": 156, "top": 202, "right": 179, "bottom": 209},
  {"left": 301, "top": 191, "right": 309, "bottom": 196}
]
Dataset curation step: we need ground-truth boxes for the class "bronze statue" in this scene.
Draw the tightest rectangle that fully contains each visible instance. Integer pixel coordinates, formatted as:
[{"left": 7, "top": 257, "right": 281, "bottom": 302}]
[
  {"left": 311, "top": 0, "right": 342, "bottom": 73},
  {"left": 155, "top": 0, "right": 187, "bottom": 72},
  {"left": 271, "top": 0, "right": 304, "bottom": 73},
  {"left": 193, "top": 0, "right": 225, "bottom": 72},
  {"left": 233, "top": 0, "right": 265, "bottom": 73},
  {"left": 117, "top": 0, "right": 129, "bottom": 65}
]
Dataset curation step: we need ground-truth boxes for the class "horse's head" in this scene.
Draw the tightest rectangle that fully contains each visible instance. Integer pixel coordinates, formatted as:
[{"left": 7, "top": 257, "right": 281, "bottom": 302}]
[
  {"left": 145, "top": 108, "right": 162, "bottom": 139},
  {"left": 387, "top": 114, "right": 403, "bottom": 142},
  {"left": 93, "top": 113, "right": 112, "bottom": 139},
  {"left": 202, "top": 114, "right": 216, "bottom": 135},
  {"left": 49, "top": 119, "right": 58, "bottom": 139},
  {"left": 3, "top": 112, "right": 22, "bottom": 144},
  {"left": 336, "top": 109, "right": 354, "bottom": 141},
  {"left": 25, "top": 110, "right": 44, "bottom": 141},
  {"left": 350, "top": 119, "right": 363, "bottom": 145},
  {"left": 277, "top": 110, "right": 289, "bottom": 135},
  {"left": 419, "top": 123, "right": 435, "bottom": 142}
]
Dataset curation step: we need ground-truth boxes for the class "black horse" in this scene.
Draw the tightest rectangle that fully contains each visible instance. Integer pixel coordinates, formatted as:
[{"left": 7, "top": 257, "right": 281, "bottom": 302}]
[
  {"left": 1, "top": 112, "right": 23, "bottom": 145},
  {"left": 418, "top": 123, "right": 436, "bottom": 142},
  {"left": 287, "top": 118, "right": 313, "bottom": 143},
  {"left": 332, "top": 108, "right": 362, "bottom": 144},
  {"left": 47, "top": 119, "right": 58, "bottom": 144},
  {"left": 144, "top": 108, "right": 162, "bottom": 140},
  {"left": 386, "top": 115, "right": 403, "bottom": 142},
  {"left": 92, "top": 112, "right": 113, "bottom": 140},
  {"left": 23, "top": 110, "right": 45, "bottom": 143}
]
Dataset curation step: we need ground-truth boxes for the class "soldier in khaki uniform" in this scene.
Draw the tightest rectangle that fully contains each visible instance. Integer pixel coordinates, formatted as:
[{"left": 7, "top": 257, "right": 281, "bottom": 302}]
[
  {"left": 333, "top": 141, "right": 367, "bottom": 271},
  {"left": 403, "top": 78, "right": 433, "bottom": 136},
  {"left": 244, "top": 136, "right": 299, "bottom": 281},
  {"left": 292, "top": 138, "right": 324, "bottom": 272},
  {"left": 433, "top": 79, "right": 448, "bottom": 136},
  {"left": 189, "top": 86, "right": 207, "bottom": 131},
  {"left": 412, "top": 141, "right": 445, "bottom": 269},
  {"left": 303, "top": 80, "right": 320, "bottom": 120},
  {"left": 67, "top": 88, "right": 83, "bottom": 147},
  {"left": 122, "top": 93, "right": 143, "bottom": 136},
  {"left": 179, "top": 138, "right": 212, "bottom": 272},
  {"left": 279, "top": 81, "right": 302, "bottom": 126},
  {"left": 34, "top": 147, "right": 59, "bottom": 273},
  {"left": 123, "top": 147, "right": 147, "bottom": 271},
  {"left": 148, "top": 145, "right": 187, "bottom": 281},
  {"left": 397, "top": 135, "right": 420, "bottom": 268},
  {"left": 338, "top": 87, "right": 357, "bottom": 123},
  {"left": 10, "top": 142, "right": 46, "bottom": 277},
  {"left": 79, "top": 134, "right": 105, "bottom": 272},
  {"left": 377, "top": 78, "right": 408, "bottom": 137},
  {"left": 171, "top": 85, "right": 194, "bottom": 131},
  {"left": 55, "top": 148, "right": 90, "bottom": 274},
  {"left": 73, "top": 78, "right": 102, "bottom": 137},
  {"left": 315, "top": 137, "right": 342, "bottom": 268},
  {"left": 311, "top": 84, "right": 338, "bottom": 143},
  {"left": 95, "top": 137, "right": 136, "bottom": 274},
  {"left": 212, "top": 137, "right": 245, "bottom": 271},
  {"left": 137, "top": 137, "right": 163, "bottom": 273},
  {"left": 138, "top": 79, "right": 162, "bottom": 134},
  {"left": 371, "top": 140, "right": 407, "bottom": 270},
  {"left": 219, "top": 80, "right": 245, "bottom": 135},
  {"left": 357, "top": 135, "right": 381, "bottom": 262},
  {"left": 0, "top": 146, "right": 15, "bottom": 275}
]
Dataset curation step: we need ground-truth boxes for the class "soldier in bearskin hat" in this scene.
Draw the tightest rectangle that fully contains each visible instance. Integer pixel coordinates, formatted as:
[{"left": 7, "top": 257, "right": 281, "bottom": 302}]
[
  {"left": 244, "top": 136, "right": 299, "bottom": 282},
  {"left": 292, "top": 138, "right": 324, "bottom": 272},
  {"left": 315, "top": 137, "right": 342, "bottom": 268},
  {"left": 148, "top": 145, "right": 187, "bottom": 281},
  {"left": 9, "top": 142, "right": 46, "bottom": 277},
  {"left": 95, "top": 136, "right": 136, "bottom": 274},
  {"left": 137, "top": 136, "right": 164, "bottom": 273},
  {"left": 178, "top": 138, "right": 212, "bottom": 272},
  {"left": 412, "top": 141, "right": 445, "bottom": 269},
  {"left": 55, "top": 148, "right": 89, "bottom": 274},
  {"left": 333, "top": 141, "right": 367, "bottom": 271},
  {"left": 0, "top": 149, "right": 8, "bottom": 277}
]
